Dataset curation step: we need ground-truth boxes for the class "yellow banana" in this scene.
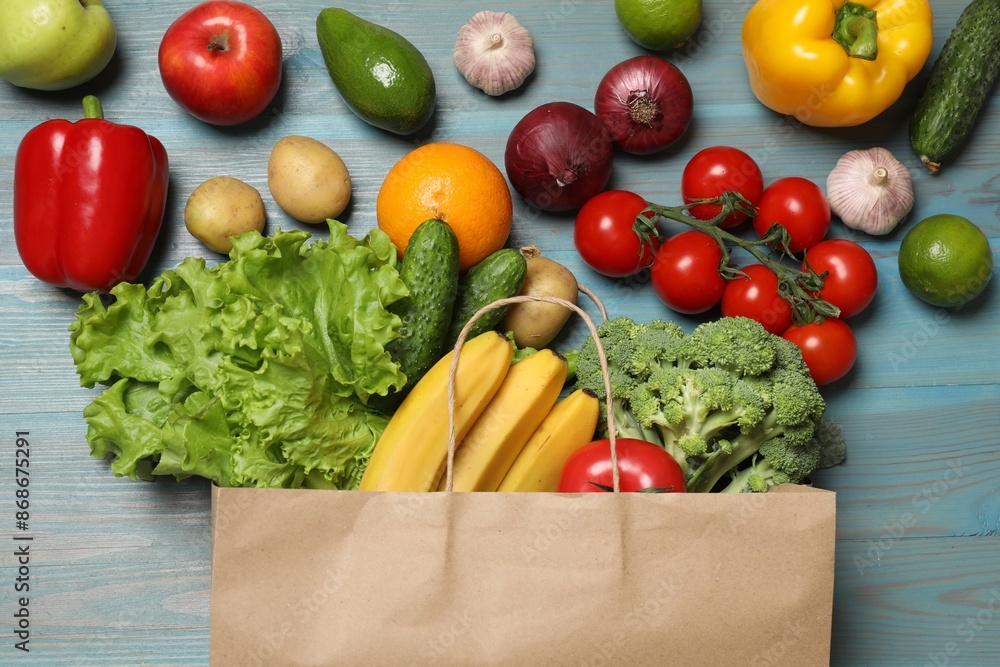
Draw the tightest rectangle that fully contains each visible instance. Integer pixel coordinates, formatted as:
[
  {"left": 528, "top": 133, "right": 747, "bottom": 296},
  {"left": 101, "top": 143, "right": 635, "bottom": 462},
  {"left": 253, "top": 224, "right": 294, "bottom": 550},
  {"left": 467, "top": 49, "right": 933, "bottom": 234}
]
[
  {"left": 497, "top": 388, "right": 600, "bottom": 492},
  {"left": 442, "top": 349, "right": 568, "bottom": 492},
  {"left": 360, "top": 331, "right": 514, "bottom": 491}
]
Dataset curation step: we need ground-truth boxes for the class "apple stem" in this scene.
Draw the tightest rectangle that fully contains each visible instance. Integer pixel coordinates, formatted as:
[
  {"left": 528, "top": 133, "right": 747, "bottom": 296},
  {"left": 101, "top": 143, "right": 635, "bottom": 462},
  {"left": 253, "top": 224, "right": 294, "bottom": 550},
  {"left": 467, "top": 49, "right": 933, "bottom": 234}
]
[
  {"left": 207, "top": 34, "right": 230, "bottom": 52},
  {"left": 82, "top": 95, "right": 104, "bottom": 120}
]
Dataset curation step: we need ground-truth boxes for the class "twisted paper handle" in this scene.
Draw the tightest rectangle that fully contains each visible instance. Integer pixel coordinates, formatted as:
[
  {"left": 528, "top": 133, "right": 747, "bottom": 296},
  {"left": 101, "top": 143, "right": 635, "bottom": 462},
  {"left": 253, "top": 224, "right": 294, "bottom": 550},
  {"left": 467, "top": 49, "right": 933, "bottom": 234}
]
[{"left": 444, "top": 286, "right": 616, "bottom": 493}]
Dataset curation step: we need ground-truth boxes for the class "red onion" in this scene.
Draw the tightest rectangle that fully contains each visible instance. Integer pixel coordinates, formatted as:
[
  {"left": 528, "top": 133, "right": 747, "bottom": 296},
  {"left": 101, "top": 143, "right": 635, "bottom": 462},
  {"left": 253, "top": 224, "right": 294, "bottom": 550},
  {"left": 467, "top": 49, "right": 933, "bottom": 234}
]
[
  {"left": 594, "top": 55, "right": 693, "bottom": 155},
  {"left": 504, "top": 101, "right": 614, "bottom": 212}
]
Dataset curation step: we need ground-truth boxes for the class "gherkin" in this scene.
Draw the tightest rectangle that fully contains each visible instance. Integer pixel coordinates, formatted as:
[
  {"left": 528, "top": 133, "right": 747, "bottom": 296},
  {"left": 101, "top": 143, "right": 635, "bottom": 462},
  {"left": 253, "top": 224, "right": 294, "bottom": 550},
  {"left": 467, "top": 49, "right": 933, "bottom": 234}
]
[{"left": 910, "top": 0, "right": 1000, "bottom": 172}]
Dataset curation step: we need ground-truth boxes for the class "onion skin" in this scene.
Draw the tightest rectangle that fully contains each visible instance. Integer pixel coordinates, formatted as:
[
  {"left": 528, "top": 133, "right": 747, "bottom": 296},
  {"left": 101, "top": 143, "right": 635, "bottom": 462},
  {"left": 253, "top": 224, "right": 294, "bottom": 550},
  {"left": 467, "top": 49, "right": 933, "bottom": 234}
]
[
  {"left": 504, "top": 101, "right": 614, "bottom": 212},
  {"left": 594, "top": 55, "right": 693, "bottom": 155}
]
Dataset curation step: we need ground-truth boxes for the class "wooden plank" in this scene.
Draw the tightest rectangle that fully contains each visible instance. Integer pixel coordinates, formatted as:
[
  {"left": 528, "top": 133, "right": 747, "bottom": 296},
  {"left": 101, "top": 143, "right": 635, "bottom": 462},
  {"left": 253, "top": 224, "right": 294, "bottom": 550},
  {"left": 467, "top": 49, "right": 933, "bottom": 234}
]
[
  {"left": 0, "top": 559, "right": 210, "bottom": 666},
  {"left": 0, "top": 0, "right": 997, "bottom": 665},
  {"left": 2, "top": 252, "right": 998, "bottom": 414},
  {"left": 4, "top": 380, "right": 996, "bottom": 543},
  {"left": 834, "top": 536, "right": 1000, "bottom": 666},
  {"left": 814, "top": 384, "right": 1000, "bottom": 539},
  {"left": 4, "top": 536, "right": 1000, "bottom": 667}
]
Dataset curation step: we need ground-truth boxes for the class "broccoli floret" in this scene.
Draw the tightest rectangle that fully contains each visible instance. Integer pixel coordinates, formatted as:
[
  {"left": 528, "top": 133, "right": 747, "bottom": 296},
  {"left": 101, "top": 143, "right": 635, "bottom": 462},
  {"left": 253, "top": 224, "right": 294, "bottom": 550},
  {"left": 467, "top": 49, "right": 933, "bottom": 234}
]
[
  {"left": 573, "top": 315, "right": 846, "bottom": 493},
  {"left": 770, "top": 367, "right": 826, "bottom": 426},
  {"left": 575, "top": 317, "right": 642, "bottom": 403},
  {"left": 720, "top": 418, "right": 846, "bottom": 493},
  {"left": 758, "top": 437, "right": 822, "bottom": 482},
  {"left": 813, "top": 417, "right": 847, "bottom": 469},
  {"left": 771, "top": 335, "right": 812, "bottom": 376},
  {"left": 720, "top": 456, "right": 793, "bottom": 493},
  {"left": 626, "top": 318, "right": 688, "bottom": 378},
  {"left": 732, "top": 378, "right": 770, "bottom": 432},
  {"left": 686, "top": 317, "right": 778, "bottom": 377}
]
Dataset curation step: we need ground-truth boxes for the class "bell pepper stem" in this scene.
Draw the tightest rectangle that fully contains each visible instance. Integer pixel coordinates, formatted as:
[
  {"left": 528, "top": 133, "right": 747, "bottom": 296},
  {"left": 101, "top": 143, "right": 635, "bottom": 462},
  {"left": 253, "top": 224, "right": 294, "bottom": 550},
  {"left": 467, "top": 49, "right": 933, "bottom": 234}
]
[
  {"left": 832, "top": 2, "right": 878, "bottom": 61},
  {"left": 82, "top": 95, "right": 104, "bottom": 120}
]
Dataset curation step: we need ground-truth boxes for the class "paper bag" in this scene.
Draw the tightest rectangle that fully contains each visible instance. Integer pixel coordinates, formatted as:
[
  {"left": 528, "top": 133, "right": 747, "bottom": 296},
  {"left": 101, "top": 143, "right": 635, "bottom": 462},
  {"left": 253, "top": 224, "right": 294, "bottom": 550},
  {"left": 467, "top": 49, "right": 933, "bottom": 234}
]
[{"left": 210, "top": 484, "right": 835, "bottom": 666}]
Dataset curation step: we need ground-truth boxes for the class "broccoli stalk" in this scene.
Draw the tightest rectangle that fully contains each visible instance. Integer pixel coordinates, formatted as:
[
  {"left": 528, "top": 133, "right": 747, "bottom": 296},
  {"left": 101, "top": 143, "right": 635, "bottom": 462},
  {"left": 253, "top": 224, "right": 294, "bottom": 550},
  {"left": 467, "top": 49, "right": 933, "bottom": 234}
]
[
  {"left": 720, "top": 456, "right": 785, "bottom": 493},
  {"left": 574, "top": 316, "right": 846, "bottom": 493},
  {"left": 721, "top": 419, "right": 847, "bottom": 493}
]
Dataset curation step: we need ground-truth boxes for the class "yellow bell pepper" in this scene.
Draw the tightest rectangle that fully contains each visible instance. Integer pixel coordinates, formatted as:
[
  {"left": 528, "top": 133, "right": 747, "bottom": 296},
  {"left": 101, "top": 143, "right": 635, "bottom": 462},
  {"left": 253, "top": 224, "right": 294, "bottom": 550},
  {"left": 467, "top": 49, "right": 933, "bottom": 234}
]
[{"left": 742, "top": 0, "right": 933, "bottom": 127}]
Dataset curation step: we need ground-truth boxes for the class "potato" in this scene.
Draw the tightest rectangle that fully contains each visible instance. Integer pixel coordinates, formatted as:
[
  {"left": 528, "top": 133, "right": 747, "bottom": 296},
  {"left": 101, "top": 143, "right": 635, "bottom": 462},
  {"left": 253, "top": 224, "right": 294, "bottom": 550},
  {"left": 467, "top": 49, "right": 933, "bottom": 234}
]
[
  {"left": 268, "top": 135, "right": 351, "bottom": 224},
  {"left": 499, "top": 247, "right": 579, "bottom": 348},
  {"left": 185, "top": 176, "right": 266, "bottom": 254}
]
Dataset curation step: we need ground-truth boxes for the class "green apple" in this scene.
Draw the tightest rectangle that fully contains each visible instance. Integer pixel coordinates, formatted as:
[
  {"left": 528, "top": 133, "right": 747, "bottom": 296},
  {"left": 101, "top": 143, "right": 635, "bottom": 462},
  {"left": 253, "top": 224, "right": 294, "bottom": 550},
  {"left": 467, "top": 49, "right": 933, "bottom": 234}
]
[{"left": 0, "top": 0, "right": 116, "bottom": 91}]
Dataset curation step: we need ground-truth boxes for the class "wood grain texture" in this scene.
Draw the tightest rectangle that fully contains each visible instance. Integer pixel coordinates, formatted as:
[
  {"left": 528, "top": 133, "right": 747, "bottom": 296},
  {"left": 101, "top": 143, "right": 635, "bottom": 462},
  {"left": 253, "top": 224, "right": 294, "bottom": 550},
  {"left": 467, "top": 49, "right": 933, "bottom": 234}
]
[{"left": 0, "top": 0, "right": 997, "bottom": 665}]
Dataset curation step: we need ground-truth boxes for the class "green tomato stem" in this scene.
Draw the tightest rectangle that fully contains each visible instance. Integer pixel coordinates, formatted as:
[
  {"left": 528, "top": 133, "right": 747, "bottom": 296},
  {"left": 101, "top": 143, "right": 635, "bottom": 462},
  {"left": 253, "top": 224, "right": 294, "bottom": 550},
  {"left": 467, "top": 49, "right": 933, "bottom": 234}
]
[{"left": 641, "top": 191, "right": 841, "bottom": 325}]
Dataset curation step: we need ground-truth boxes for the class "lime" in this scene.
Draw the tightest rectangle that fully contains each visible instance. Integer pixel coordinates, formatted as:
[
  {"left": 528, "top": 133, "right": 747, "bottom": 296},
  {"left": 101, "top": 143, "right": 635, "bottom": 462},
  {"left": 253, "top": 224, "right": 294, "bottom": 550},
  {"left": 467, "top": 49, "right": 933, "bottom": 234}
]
[
  {"left": 898, "top": 214, "right": 994, "bottom": 308},
  {"left": 614, "top": 0, "right": 703, "bottom": 51}
]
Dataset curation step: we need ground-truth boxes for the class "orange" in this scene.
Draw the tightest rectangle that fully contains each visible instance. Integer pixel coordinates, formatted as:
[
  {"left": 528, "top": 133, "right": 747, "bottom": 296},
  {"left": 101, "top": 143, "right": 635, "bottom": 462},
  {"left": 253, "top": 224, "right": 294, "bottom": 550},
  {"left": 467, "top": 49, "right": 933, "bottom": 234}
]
[{"left": 377, "top": 142, "right": 513, "bottom": 271}]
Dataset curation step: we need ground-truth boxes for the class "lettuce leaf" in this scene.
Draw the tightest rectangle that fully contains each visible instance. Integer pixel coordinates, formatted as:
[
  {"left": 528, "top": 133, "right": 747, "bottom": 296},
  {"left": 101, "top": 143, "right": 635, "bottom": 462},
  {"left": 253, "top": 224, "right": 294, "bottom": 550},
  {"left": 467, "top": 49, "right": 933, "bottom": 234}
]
[{"left": 69, "top": 221, "right": 408, "bottom": 489}]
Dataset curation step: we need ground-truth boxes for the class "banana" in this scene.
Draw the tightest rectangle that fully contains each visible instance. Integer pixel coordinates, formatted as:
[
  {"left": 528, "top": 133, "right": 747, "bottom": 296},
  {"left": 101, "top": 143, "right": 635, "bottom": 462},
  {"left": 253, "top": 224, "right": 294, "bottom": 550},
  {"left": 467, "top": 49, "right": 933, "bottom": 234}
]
[
  {"left": 359, "top": 331, "right": 514, "bottom": 491},
  {"left": 442, "top": 349, "right": 568, "bottom": 492},
  {"left": 496, "top": 388, "right": 600, "bottom": 492}
]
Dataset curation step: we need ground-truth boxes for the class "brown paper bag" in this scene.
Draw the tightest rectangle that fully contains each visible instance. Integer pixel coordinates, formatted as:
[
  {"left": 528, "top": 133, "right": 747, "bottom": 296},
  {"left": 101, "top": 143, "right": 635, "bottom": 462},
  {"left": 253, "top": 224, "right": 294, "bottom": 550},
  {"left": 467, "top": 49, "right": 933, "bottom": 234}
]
[
  {"left": 210, "top": 484, "right": 835, "bottom": 666},
  {"left": 210, "top": 296, "right": 837, "bottom": 666}
]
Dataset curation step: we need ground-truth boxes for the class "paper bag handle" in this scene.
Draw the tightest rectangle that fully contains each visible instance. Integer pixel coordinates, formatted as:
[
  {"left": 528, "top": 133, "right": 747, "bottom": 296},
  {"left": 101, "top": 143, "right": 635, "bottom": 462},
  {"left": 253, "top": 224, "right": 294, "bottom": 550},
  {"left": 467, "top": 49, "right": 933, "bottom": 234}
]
[{"left": 444, "top": 287, "right": 617, "bottom": 492}]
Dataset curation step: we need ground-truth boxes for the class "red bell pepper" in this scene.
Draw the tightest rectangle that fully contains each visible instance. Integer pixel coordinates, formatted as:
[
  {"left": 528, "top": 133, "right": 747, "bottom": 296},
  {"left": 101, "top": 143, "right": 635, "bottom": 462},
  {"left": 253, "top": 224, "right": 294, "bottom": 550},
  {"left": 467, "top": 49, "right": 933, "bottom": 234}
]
[{"left": 14, "top": 95, "right": 169, "bottom": 292}]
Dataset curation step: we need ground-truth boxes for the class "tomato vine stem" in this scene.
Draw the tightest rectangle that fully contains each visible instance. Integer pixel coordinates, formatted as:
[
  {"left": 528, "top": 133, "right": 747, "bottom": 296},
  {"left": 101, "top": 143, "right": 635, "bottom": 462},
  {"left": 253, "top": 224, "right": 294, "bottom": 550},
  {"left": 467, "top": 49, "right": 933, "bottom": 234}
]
[{"left": 638, "top": 191, "right": 841, "bottom": 324}]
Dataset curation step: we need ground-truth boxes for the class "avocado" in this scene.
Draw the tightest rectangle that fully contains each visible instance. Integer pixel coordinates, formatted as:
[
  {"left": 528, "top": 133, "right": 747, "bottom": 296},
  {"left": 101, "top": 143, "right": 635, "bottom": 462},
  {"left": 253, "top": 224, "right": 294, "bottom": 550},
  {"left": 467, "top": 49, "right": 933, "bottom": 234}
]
[{"left": 316, "top": 8, "right": 436, "bottom": 136}]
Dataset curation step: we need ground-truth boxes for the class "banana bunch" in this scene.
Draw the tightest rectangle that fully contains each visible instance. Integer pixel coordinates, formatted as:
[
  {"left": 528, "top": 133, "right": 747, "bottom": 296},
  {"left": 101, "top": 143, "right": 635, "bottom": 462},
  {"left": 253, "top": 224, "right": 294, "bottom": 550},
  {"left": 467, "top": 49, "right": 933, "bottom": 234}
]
[
  {"left": 496, "top": 388, "right": 599, "bottom": 492},
  {"left": 359, "top": 332, "right": 599, "bottom": 492}
]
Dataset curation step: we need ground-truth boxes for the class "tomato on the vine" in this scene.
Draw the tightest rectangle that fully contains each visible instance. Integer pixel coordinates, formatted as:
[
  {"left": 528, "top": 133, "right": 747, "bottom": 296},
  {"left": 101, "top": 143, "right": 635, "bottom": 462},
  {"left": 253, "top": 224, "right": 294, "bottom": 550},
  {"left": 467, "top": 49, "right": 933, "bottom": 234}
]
[
  {"left": 803, "top": 239, "right": 878, "bottom": 318},
  {"left": 681, "top": 146, "right": 763, "bottom": 228},
  {"left": 574, "top": 190, "right": 660, "bottom": 278},
  {"left": 782, "top": 318, "right": 857, "bottom": 386},
  {"left": 558, "top": 438, "right": 687, "bottom": 493},
  {"left": 753, "top": 177, "right": 831, "bottom": 253},
  {"left": 721, "top": 264, "right": 793, "bottom": 335},
  {"left": 650, "top": 230, "right": 726, "bottom": 314}
]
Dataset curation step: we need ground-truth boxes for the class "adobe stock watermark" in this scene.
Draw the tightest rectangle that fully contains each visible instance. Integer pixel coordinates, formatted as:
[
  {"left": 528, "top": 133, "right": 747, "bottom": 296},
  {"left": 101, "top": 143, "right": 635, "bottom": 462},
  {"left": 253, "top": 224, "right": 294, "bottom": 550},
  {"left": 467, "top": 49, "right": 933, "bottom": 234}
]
[
  {"left": 417, "top": 610, "right": 476, "bottom": 664},
  {"left": 543, "top": 0, "right": 589, "bottom": 29},
  {"left": 521, "top": 492, "right": 602, "bottom": 563},
  {"left": 244, "top": 565, "right": 349, "bottom": 667},
  {"left": 854, "top": 458, "right": 968, "bottom": 576},
  {"left": 887, "top": 248, "right": 995, "bottom": 373},
  {"left": 924, "top": 588, "right": 1000, "bottom": 667},
  {"left": 579, "top": 577, "right": 682, "bottom": 667},
  {"left": 748, "top": 620, "right": 807, "bottom": 667},
  {"left": 887, "top": 308, "right": 951, "bottom": 373}
]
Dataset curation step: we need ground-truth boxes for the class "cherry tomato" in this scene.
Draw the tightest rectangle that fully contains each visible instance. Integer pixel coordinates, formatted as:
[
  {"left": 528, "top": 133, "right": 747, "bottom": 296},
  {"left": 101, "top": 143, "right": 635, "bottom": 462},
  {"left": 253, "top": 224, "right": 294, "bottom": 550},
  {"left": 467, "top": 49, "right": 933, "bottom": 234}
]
[
  {"left": 753, "top": 177, "right": 831, "bottom": 253},
  {"left": 782, "top": 318, "right": 857, "bottom": 386},
  {"left": 681, "top": 146, "right": 764, "bottom": 228},
  {"left": 803, "top": 239, "right": 878, "bottom": 319},
  {"left": 558, "top": 438, "right": 687, "bottom": 493},
  {"left": 650, "top": 230, "right": 726, "bottom": 314},
  {"left": 574, "top": 190, "right": 660, "bottom": 278},
  {"left": 721, "top": 264, "right": 793, "bottom": 335}
]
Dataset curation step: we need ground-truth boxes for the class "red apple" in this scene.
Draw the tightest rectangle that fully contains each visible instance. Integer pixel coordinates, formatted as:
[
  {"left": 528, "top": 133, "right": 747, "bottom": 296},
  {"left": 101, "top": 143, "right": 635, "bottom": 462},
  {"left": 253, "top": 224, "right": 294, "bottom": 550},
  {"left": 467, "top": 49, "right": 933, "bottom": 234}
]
[{"left": 158, "top": 1, "right": 282, "bottom": 126}]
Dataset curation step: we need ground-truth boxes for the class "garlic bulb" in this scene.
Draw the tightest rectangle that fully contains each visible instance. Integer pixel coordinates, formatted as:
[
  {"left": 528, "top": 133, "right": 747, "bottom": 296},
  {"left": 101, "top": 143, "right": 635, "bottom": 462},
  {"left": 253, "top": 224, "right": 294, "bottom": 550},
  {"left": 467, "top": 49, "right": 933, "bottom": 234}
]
[
  {"left": 454, "top": 11, "right": 535, "bottom": 96},
  {"left": 826, "top": 147, "right": 914, "bottom": 235}
]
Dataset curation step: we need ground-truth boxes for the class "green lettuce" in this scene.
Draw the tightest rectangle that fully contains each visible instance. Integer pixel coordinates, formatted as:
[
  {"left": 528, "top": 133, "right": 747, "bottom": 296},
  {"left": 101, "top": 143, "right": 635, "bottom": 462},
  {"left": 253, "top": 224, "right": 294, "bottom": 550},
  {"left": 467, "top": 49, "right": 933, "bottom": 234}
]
[{"left": 69, "top": 221, "right": 409, "bottom": 489}]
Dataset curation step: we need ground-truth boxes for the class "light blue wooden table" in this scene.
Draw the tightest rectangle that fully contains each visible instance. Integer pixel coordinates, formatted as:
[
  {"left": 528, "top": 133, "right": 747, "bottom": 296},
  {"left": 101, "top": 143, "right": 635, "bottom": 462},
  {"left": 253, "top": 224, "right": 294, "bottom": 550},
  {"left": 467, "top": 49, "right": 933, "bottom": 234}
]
[{"left": 1, "top": 1, "right": 997, "bottom": 664}]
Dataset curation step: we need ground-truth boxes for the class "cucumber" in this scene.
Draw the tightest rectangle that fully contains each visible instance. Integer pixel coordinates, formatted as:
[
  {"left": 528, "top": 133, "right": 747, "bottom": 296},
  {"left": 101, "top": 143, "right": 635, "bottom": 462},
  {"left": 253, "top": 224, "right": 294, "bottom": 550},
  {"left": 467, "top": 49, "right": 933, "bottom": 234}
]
[
  {"left": 444, "top": 248, "right": 527, "bottom": 349},
  {"left": 909, "top": 0, "right": 1000, "bottom": 173},
  {"left": 375, "top": 219, "right": 459, "bottom": 411}
]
